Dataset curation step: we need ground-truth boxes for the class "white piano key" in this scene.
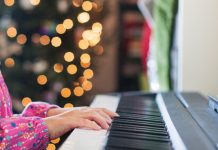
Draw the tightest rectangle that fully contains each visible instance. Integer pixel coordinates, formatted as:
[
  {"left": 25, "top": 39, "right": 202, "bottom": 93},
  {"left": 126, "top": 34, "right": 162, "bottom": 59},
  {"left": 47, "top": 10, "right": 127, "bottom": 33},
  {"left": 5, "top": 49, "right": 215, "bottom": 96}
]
[{"left": 59, "top": 95, "right": 120, "bottom": 150}]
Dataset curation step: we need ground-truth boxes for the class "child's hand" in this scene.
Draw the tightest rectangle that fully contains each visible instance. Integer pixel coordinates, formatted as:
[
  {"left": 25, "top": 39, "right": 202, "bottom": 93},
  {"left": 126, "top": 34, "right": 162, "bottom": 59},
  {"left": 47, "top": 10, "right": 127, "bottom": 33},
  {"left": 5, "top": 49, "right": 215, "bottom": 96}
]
[
  {"left": 47, "top": 107, "right": 87, "bottom": 117},
  {"left": 43, "top": 107, "right": 119, "bottom": 139}
]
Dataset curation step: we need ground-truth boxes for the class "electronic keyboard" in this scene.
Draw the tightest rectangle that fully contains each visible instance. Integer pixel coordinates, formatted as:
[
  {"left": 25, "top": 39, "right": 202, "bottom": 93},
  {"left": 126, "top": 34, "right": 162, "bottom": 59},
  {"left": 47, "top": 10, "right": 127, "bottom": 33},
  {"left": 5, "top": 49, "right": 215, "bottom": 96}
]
[{"left": 59, "top": 92, "right": 218, "bottom": 150}]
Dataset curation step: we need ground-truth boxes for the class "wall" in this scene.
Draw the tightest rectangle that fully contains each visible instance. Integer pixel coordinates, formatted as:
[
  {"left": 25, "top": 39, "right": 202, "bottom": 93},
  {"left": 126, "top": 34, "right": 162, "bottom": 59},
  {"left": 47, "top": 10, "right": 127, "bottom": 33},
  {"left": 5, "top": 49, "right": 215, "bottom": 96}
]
[{"left": 179, "top": 0, "right": 218, "bottom": 96}]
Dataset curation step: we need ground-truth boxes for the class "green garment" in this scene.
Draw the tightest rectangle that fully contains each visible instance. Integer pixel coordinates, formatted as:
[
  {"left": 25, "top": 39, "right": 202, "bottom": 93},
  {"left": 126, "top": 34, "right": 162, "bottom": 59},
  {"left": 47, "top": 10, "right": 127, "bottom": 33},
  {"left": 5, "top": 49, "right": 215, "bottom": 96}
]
[{"left": 153, "top": 0, "right": 178, "bottom": 91}]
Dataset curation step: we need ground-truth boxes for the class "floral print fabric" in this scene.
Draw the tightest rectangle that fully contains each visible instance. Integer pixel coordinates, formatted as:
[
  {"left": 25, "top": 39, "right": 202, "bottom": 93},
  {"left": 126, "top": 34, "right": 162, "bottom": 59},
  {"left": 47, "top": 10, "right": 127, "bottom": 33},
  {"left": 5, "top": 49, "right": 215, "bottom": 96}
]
[{"left": 0, "top": 71, "right": 58, "bottom": 150}]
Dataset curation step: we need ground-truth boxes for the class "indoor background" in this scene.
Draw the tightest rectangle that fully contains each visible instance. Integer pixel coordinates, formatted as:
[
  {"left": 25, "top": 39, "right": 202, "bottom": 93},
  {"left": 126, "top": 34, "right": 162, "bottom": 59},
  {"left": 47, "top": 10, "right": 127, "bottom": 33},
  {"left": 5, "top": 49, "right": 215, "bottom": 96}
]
[{"left": 0, "top": 0, "right": 218, "bottom": 114}]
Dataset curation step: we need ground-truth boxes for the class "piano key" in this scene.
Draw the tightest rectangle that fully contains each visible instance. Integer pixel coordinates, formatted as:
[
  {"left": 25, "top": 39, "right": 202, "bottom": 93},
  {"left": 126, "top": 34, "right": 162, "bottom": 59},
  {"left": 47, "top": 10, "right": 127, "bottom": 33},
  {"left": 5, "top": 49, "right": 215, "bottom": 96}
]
[
  {"left": 106, "top": 137, "right": 173, "bottom": 150},
  {"left": 59, "top": 95, "right": 121, "bottom": 150},
  {"left": 112, "top": 118, "right": 166, "bottom": 128},
  {"left": 110, "top": 123, "right": 168, "bottom": 134},
  {"left": 109, "top": 131, "right": 171, "bottom": 142}
]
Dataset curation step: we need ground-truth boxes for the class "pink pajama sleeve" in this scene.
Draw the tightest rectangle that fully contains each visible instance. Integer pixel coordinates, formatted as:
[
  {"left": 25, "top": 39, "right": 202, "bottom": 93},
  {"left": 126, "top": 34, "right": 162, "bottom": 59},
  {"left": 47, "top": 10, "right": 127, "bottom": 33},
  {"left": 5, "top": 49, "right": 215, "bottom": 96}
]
[
  {"left": 0, "top": 116, "right": 49, "bottom": 150},
  {"left": 22, "top": 102, "right": 60, "bottom": 118}
]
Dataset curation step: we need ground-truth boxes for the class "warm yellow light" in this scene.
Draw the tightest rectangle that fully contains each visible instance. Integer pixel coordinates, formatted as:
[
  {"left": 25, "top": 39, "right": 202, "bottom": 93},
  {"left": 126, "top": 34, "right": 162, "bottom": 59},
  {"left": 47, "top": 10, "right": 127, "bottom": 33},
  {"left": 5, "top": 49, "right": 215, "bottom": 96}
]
[
  {"left": 80, "top": 62, "right": 91, "bottom": 68},
  {"left": 83, "top": 69, "right": 94, "bottom": 79},
  {"left": 92, "top": 22, "right": 103, "bottom": 33},
  {"left": 78, "top": 39, "right": 89, "bottom": 50},
  {"left": 37, "top": 75, "right": 48, "bottom": 85},
  {"left": 77, "top": 12, "right": 90, "bottom": 24},
  {"left": 5, "top": 58, "right": 15, "bottom": 68},
  {"left": 82, "top": 80, "right": 93, "bottom": 91},
  {"left": 80, "top": 53, "right": 90, "bottom": 63},
  {"left": 82, "top": 30, "right": 93, "bottom": 41},
  {"left": 30, "top": 0, "right": 40, "bottom": 6},
  {"left": 73, "top": 87, "right": 84, "bottom": 97},
  {"left": 64, "top": 103, "right": 74, "bottom": 108},
  {"left": 22, "top": 97, "right": 32, "bottom": 107},
  {"left": 53, "top": 63, "right": 64, "bottom": 73},
  {"left": 63, "top": 19, "right": 74, "bottom": 30},
  {"left": 61, "top": 88, "right": 71, "bottom": 98},
  {"left": 51, "top": 138, "right": 61, "bottom": 144},
  {"left": 4, "top": 0, "right": 14, "bottom": 6},
  {"left": 89, "top": 36, "right": 100, "bottom": 47},
  {"left": 7, "top": 27, "right": 17, "bottom": 38},
  {"left": 64, "top": 52, "right": 74, "bottom": 62},
  {"left": 46, "top": 143, "right": 56, "bottom": 150},
  {"left": 67, "top": 64, "right": 77, "bottom": 75},
  {"left": 56, "top": 24, "right": 66, "bottom": 34},
  {"left": 51, "top": 36, "right": 62, "bottom": 47},
  {"left": 40, "top": 35, "right": 50, "bottom": 46},
  {"left": 82, "top": 1, "right": 93, "bottom": 12},
  {"left": 93, "top": 45, "right": 104, "bottom": 55},
  {"left": 17, "top": 34, "right": 27, "bottom": 45}
]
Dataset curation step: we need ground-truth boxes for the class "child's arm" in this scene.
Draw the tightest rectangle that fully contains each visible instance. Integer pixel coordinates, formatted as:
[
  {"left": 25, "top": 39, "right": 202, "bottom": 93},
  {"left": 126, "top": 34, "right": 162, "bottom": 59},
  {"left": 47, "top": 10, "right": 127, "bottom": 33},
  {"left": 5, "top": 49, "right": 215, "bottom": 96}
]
[
  {"left": 0, "top": 116, "right": 49, "bottom": 149},
  {"left": 21, "top": 102, "right": 60, "bottom": 118}
]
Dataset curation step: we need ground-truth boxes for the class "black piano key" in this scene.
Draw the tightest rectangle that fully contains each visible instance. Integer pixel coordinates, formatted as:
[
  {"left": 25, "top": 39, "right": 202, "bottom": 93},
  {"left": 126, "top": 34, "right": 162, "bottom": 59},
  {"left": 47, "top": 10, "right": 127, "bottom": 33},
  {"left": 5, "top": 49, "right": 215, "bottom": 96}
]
[
  {"left": 109, "top": 131, "right": 170, "bottom": 142},
  {"left": 106, "top": 137, "right": 173, "bottom": 150},
  {"left": 117, "top": 110, "right": 161, "bottom": 117},
  {"left": 110, "top": 124, "right": 168, "bottom": 135},
  {"left": 110, "top": 126, "right": 168, "bottom": 136},
  {"left": 105, "top": 94, "right": 173, "bottom": 150},
  {"left": 112, "top": 118, "right": 166, "bottom": 128}
]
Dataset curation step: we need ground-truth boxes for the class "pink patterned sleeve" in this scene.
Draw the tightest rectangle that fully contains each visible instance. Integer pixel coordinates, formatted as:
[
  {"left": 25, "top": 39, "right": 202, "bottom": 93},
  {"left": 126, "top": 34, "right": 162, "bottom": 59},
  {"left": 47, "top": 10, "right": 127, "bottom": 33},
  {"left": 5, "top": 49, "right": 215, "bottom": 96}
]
[
  {"left": 22, "top": 102, "right": 60, "bottom": 118},
  {"left": 0, "top": 116, "right": 49, "bottom": 150}
]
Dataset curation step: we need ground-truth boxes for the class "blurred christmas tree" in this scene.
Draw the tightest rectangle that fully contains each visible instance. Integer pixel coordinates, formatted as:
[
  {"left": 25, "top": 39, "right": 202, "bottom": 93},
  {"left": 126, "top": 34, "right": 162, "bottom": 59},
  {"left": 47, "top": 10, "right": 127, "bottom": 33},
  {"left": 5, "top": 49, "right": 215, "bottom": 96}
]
[{"left": 0, "top": 0, "right": 105, "bottom": 112}]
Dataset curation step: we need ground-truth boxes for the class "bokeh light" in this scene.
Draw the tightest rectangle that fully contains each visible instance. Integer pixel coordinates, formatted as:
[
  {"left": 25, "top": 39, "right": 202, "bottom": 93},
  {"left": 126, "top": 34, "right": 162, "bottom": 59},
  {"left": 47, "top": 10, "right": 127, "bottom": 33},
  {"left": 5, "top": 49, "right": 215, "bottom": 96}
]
[
  {"left": 64, "top": 52, "right": 74, "bottom": 62},
  {"left": 80, "top": 53, "right": 91, "bottom": 63},
  {"left": 92, "top": 22, "right": 103, "bottom": 33},
  {"left": 51, "top": 36, "right": 62, "bottom": 47},
  {"left": 80, "top": 62, "right": 91, "bottom": 68},
  {"left": 89, "top": 36, "right": 100, "bottom": 47},
  {"left": 82, "top": 30, "right": 92, "bottom": 41},
  {"left": 83, "top": 69, "right": 94, "bottom": 79},
  {"left": 40, "top": 35, "right": 50, "bottom": 46},
  {"left": 4, "top": 0, "right": 14, "bottom": 7},
  {"left": 56, "top": 24, "right": 66, "bottom": 34},
  {"left": 73, "top": 86, "right": 84, "bottom": 97},
  {"left": 78, "top": 39, "right": 89, "bottom": 50},
  {"left": 64, "top": 103, "right": 74, "bottom": 108},
  {"left": 82, "top": 80, "right": 93, "bottom": 91},
  {"left": 67, "top": 64, "right": 77, "bottom": 75},
  {"left": 17, "top": 34, "right": 27, "bottom": 45},
  {"left": 7, "top": 27, "right": 17, "bottom": 38},
  {"left": 46, "top": 143, "right": 56, "bottom": 150},
  {"left": 22, "top": 97, "right": 32, "bottom": 107},
  {"left": 30, "top": 0, "right": 41, "bottom": 6},
  {"left": 82, "top": 1, "right": 93, "bottom": 12},
  {"left": 37, "top": 75, "right": 48, "bottom": 85},
  {"left": 4, "top": 58, "right": 15, "bottom": 68},
  {"left": 61, "top": 88, "right": 71, "bottom": 98},
  {"left": 77, "top": 12, "right": 90, "bottom": 23},
  {"left": 63, "top": 19, "right": 74, "bottom": 30},
  {"left": 51, "top": 137, "right": 61, "bottom": 144},
  {"left": 53, "top": 63, "right": 64, "bottom": 73}
]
